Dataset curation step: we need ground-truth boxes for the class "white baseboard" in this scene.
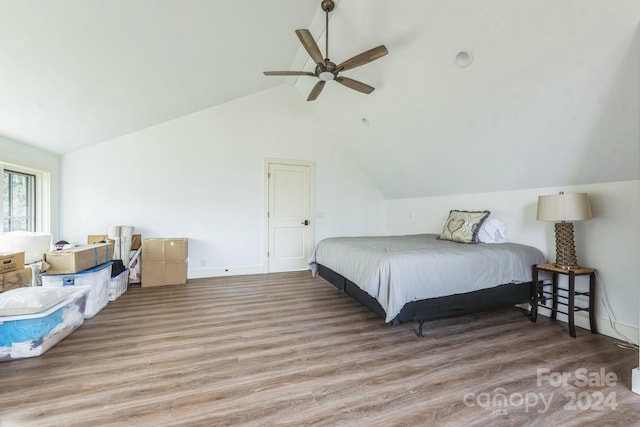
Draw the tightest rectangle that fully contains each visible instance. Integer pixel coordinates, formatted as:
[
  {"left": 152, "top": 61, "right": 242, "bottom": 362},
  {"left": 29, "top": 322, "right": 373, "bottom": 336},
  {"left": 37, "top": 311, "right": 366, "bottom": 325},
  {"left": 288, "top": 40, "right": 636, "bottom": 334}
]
[
  {"left": 532, "top": 305, "right": 639, "bottom": 346},
  {"left": 633, "top": 368, "right": 640, "bottom": 395},
  {"left": 188, "top": 265, "right": 267, "bottom": 279}
]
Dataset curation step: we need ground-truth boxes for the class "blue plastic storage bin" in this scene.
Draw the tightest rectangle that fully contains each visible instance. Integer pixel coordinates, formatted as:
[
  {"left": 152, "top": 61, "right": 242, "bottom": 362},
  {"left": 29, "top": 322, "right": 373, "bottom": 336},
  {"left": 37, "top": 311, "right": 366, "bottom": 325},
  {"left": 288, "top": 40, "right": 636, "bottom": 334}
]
[
  {"left": 0, "top": 287, "right": 87, "bottom": 361},
  {"left": 41, "top": 261, "right": 112, "bottom": 318}
]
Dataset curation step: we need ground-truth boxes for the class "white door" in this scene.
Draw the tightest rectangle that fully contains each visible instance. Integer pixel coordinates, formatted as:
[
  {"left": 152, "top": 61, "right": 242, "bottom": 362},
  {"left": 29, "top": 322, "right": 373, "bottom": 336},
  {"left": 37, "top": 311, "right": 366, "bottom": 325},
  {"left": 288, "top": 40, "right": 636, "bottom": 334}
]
[{"left": 267, "top": 161, "right": 314, "bottom": 272}]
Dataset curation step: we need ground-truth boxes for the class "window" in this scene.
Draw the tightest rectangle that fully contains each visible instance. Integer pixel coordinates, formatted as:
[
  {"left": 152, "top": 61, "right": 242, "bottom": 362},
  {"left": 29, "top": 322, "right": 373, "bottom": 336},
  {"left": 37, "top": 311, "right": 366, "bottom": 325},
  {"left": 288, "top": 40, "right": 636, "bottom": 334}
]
[
  {"left": 3, "top": 169, "right": 36, "bottom": 232},
  {"left": 0, "top": 162, "right": 49, "bottom": 233}
]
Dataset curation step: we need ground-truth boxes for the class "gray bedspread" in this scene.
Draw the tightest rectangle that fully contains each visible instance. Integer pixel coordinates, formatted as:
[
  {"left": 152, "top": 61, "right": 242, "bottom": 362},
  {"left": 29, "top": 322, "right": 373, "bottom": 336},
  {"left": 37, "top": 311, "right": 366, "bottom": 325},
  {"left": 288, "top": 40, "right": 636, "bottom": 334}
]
[{"left": 309, "top": 234, "right": 546, "bottom": 322}]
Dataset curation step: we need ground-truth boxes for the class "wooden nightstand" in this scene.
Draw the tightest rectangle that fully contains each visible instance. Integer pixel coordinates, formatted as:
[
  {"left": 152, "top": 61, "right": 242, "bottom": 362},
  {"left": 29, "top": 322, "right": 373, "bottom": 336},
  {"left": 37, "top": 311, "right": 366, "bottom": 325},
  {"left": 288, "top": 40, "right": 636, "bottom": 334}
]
[{"left": 531, "top": 263, "right": 597, "bottom": 338}]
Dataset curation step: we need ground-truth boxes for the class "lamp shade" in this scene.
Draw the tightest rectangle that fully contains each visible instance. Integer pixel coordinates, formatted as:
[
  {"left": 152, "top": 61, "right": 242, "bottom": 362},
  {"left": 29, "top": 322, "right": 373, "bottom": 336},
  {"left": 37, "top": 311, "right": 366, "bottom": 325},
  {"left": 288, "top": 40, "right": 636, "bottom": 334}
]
[{"left": 536, "top": 193, "right": 592, "bottom": 222}]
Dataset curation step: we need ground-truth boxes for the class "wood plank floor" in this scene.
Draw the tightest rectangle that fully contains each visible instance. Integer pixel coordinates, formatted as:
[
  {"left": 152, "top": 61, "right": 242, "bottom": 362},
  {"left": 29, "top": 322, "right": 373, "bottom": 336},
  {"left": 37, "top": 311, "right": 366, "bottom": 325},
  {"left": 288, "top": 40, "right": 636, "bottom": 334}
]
[{"left": 0, "top": 271, "right": 638, "bottom": 426}]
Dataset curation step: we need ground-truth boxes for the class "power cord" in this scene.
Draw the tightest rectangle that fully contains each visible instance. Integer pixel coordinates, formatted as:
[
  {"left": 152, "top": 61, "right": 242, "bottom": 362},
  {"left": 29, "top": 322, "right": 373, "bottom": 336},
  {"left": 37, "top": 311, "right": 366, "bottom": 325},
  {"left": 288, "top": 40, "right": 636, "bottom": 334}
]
[{"left": 595, "top": 270, "right": 639, "bottom": 351}]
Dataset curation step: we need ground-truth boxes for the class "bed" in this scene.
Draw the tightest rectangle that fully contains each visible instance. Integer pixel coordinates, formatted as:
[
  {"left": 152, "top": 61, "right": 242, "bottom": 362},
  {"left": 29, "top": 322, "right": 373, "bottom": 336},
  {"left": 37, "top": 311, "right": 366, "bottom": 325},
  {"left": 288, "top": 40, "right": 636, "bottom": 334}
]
[{"left": 309, "top": 232, "right": 546, "bottom": 336}]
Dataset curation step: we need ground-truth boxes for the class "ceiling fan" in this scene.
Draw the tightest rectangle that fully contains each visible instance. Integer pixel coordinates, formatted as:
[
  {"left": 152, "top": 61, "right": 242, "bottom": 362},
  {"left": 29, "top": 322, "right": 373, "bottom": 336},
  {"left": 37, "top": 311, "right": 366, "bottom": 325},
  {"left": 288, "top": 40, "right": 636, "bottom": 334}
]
[{"left": 264, "top": 0, "right": 388, "bottom": 101}]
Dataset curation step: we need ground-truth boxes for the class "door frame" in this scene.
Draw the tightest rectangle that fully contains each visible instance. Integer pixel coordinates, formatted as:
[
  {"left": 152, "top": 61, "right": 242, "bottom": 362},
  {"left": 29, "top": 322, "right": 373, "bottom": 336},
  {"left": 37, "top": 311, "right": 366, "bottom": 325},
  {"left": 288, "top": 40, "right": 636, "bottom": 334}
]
[{"left": 263, "top": 158, "right": 315, "bottom": 273}]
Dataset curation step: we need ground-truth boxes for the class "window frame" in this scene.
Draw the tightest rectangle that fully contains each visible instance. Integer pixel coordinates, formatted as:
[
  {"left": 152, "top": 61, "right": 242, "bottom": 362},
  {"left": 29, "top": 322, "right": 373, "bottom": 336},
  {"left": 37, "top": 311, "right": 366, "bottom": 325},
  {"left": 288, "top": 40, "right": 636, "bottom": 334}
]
[{"left": 0, "top": 162, "right": 50, "bottom": 233}]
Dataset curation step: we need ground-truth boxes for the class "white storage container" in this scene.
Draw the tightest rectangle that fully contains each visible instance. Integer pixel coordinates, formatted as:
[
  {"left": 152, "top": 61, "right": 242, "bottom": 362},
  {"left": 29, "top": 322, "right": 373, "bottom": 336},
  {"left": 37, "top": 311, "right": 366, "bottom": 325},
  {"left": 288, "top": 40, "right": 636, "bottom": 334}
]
[
  {"left": 0, "top": 287, "right": 87, "bottom": 361},
  {"left": 41, "top": 262, "right": 112, "bottom": 318},
  {"left": 109, "top": 269, "right": 129, "bottom": 301},
  {"left": 0, "top": 231, "right": 53, "bottom": 264}
]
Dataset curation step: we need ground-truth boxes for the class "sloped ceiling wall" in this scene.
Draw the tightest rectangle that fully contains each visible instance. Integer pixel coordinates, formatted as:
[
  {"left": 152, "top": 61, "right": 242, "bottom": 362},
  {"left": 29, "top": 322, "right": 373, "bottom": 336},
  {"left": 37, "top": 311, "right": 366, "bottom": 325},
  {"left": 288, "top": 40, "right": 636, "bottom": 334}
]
[
  {"left": 0, "top": 0, "right": 319, "bottom": 153},
  {"left": 296, "top": 0, "right": 640, "bottom": 199}
]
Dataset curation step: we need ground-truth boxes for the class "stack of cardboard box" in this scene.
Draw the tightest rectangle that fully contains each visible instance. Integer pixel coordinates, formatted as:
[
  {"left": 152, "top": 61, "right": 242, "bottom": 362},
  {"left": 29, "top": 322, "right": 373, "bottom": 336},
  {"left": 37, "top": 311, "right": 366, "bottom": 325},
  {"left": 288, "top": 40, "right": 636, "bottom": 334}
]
[
  {"left": 141, "top": 238, "right": 188, "bottom": 287},
  {"left": 40, "top": 242, "right": 115, "bottom": 318}
]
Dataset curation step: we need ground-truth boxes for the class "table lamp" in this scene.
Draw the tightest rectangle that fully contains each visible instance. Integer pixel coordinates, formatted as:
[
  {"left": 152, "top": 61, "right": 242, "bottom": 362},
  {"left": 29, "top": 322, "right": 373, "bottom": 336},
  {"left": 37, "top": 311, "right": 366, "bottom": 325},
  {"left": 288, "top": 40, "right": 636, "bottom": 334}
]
[{"left": 536, "top": 192, "right": 592, "bottom": 269}]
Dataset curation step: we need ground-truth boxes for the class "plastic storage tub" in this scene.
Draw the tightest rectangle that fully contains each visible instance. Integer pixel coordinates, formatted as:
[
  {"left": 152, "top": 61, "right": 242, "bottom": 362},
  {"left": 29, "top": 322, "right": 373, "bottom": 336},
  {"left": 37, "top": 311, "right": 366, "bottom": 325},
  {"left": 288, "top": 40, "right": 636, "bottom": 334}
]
[
  {"left": 0, "top": 287, "right": 87, "bottom": 361},
  {"left": 41, "top": 261, "right": 112, "bottom": 318},
  {"left": 109, "top": 269, "right": 129, "bottom": 301}
]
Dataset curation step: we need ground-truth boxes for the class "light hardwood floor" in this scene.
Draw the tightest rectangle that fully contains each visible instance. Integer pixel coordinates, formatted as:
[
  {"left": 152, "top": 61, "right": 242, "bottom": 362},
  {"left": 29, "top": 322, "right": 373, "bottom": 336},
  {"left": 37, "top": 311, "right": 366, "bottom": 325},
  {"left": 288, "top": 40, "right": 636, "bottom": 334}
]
[{"left": 0, "top": 271, "right": 638, "bottom": 426}]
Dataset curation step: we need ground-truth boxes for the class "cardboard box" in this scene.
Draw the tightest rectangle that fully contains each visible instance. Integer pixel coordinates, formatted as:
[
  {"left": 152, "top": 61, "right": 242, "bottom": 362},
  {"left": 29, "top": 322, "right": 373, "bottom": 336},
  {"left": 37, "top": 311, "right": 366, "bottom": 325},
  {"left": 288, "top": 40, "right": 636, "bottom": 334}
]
[
  {"left": 0, "top": 252, "right": 25, "bottom": 274},
  {"left": 131, "top": 234, "right": 142, "bottom": 250},
  {"left": 88, "top": 234, "right": 140, "bottom": 248},
  {"left": 141, "top": 238, "right": 188, "bottom": 287},
  {"left": 42, "top": 243, "right": 114, "bottom": 275},
  {"left": 142, "top": 262, "right": 188, "bottom": 287},
  {"left": 87, "top": 235, "right": 115, "bottom": 245},
  {"left": 142, "top": 238, "right": 188, "bottom": 263},
  {"left": 0, "top": 267, "right": 32, "bottom": 293}
]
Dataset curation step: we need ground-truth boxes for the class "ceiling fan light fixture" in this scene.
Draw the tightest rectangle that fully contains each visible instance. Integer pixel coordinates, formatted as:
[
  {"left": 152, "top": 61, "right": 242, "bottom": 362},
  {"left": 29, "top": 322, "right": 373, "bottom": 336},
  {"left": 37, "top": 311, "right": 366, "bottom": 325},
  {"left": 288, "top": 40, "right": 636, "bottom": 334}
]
[{"left": 319, "top": 71, "right": 335, "bottom": 81}]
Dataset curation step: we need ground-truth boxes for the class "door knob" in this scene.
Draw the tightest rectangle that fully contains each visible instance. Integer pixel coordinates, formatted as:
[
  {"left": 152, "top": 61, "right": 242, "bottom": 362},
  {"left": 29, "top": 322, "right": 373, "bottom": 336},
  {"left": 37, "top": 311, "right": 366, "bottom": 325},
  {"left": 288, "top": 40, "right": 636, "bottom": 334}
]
[{"left": 301, "top": 220, "right": 310, "bottom": 226}]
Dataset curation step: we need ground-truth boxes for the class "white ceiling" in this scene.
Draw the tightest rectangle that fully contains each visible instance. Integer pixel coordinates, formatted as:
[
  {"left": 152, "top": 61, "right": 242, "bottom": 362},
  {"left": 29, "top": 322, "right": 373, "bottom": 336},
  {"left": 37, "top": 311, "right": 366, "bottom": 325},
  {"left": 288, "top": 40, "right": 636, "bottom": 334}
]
[
  {"left": 0, "top": 0, "right": 319, "bottom": 154},
  {"left": 1, "top": 1, "right": 638, "bottom": 199}
]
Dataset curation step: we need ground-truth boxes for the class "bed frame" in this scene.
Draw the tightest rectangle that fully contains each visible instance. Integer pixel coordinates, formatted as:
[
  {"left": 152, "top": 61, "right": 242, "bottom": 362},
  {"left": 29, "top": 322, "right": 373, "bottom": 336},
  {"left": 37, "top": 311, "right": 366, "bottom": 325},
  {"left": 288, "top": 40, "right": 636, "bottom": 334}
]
[{"left": 317, "top": 264, "right": 535, "bottom": 336}]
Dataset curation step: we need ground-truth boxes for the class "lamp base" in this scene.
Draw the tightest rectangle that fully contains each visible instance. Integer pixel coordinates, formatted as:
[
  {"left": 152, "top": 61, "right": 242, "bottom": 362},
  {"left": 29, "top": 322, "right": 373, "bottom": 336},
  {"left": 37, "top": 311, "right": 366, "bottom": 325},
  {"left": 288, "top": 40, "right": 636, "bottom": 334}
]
[
  {"left": 554, "top": 222, "right": 579, "bottom": 269},
  {"left": 552, "top": 263, "right": 580, "bottom": 270}
]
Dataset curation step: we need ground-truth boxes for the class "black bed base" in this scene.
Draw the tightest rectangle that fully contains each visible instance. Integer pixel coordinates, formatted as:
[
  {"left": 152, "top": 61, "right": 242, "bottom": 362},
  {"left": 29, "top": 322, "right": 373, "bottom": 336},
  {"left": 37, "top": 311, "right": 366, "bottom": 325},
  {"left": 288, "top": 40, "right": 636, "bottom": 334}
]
[{"left": 317, "top": 264, "right": 534, "bottom": 336}]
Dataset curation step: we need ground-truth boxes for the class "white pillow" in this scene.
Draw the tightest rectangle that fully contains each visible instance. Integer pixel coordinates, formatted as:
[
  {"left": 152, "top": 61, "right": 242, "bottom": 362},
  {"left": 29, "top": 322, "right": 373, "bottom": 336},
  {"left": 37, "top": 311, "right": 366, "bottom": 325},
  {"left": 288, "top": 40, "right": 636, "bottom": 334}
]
[{"left": 477, "top": 218, "right": 509, "bottom": 243}]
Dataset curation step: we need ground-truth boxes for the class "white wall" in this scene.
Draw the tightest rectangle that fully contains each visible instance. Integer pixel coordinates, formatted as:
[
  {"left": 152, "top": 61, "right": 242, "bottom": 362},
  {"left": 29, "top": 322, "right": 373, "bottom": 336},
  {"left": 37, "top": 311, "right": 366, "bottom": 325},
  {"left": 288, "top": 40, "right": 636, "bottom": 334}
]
[
  {"left": 0, "top": 135, "right": 61, "bottom": 238},
  {"left": 61, "top": 85, "right": 387, "bottom": 278},
  {"left": 387, "top": 180, "right": 639, "bottom": 344},
  {"left": 636, "top": 177, "right": 640, "bottom": 394}
]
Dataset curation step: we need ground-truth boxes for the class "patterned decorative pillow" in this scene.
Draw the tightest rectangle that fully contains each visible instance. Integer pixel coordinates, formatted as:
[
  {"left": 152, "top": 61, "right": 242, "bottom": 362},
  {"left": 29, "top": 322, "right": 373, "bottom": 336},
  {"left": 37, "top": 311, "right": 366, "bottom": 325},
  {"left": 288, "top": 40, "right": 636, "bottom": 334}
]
[{"left": 438, "top": 210, "right": 491, "bottom": 243}]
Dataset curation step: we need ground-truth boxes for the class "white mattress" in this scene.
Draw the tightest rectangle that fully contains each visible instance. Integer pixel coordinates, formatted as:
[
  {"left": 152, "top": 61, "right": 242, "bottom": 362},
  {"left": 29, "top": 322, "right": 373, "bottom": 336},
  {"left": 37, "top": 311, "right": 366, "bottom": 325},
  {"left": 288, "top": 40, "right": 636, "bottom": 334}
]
[{"left": 310, "top": 234, "right": 546, "bottom": 322}]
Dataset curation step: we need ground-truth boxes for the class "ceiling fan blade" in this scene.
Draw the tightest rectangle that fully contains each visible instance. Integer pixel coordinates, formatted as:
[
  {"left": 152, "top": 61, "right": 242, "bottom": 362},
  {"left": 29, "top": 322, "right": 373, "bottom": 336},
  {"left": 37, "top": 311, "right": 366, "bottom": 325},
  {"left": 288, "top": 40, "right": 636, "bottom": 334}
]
[
  {"left": 307, "top": 81, "right": 326, "bottom": 101},
  {"left": 263, "top": 71, "right": 316, "bottom": 76},
  {"left": 295, "top": 29, "right": 325, "bottom": 66},
  {"left": 335, "top": 76, "right": 375, "bottom": 94},
  {"left": 336, "top": 45, "right": 388, "bottom": 72}
]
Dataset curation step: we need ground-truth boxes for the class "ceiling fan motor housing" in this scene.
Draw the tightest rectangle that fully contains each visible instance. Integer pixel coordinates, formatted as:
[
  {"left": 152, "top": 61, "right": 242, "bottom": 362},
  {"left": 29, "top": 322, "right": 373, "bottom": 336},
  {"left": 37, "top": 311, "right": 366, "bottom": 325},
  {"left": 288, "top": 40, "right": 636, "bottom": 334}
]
[{"left": 316, "top": 60, "right": 337, "bottom": 81}]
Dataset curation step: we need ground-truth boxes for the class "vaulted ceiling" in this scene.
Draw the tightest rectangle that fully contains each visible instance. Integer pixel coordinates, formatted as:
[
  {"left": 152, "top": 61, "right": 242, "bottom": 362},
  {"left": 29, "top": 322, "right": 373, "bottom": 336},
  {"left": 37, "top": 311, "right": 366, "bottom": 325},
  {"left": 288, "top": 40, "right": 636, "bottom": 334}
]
[
  {"left": 0, "top": 0, "right": 318, "bottom": 154},
  {"left": 1, "top": 1, "right": 638, "bottom": 198}
]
